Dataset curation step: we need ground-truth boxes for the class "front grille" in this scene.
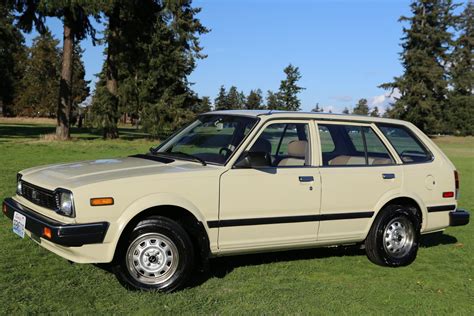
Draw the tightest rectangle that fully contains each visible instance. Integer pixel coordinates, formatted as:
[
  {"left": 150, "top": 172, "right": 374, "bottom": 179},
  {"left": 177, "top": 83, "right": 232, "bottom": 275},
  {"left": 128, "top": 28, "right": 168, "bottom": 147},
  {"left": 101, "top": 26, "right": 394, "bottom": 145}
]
[{"left": 21, "top": 181, "right": 58, "bottom": 210}]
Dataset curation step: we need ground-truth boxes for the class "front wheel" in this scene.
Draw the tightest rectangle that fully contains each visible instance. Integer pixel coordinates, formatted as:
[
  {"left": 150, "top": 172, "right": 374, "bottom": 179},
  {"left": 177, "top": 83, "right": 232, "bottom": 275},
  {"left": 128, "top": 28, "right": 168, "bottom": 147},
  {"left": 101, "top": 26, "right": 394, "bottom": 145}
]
[
  {"left": 114, "top": 216, "right": 195, "bottom": 292},
  {"left": 365, "top": 205, "right": 420, "bottom": 267}
]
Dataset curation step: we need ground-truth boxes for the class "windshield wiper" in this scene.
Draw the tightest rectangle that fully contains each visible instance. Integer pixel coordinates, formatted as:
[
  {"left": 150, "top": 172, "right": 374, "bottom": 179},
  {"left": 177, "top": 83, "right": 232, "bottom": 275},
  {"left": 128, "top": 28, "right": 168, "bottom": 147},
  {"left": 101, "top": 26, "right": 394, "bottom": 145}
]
[
  {"left": 152, "top": 151, "right": 206, "bottom": 166},
  {"left": 149, "top": 146, "right": 159, "bottom": 155}
]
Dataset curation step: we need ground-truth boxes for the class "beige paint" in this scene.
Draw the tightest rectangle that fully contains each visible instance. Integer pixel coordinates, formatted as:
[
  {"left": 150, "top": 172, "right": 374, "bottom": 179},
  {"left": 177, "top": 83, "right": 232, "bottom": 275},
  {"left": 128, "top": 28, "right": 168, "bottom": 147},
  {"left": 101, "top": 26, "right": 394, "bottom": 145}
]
[{"left": 11, "top": 111, "right": 457, "bottom": 263}]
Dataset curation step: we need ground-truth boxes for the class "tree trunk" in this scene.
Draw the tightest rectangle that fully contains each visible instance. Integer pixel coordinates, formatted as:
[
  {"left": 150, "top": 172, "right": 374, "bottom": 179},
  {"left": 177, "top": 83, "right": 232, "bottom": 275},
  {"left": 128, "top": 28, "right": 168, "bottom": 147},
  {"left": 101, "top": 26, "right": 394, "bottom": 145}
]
[
  {"left": 57, "top": 22, "right": 74, "bottom": 140},
  {"left": 104, "top": 6, "right": 120, "bottom": 139}
]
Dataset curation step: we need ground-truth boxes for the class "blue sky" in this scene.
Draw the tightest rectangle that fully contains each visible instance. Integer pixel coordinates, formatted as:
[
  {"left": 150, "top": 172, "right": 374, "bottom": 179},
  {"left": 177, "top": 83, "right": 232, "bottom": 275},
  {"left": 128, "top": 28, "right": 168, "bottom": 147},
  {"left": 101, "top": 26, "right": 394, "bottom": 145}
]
[{"left": 24, "top": 0, "right": 417, "bottom": 113}]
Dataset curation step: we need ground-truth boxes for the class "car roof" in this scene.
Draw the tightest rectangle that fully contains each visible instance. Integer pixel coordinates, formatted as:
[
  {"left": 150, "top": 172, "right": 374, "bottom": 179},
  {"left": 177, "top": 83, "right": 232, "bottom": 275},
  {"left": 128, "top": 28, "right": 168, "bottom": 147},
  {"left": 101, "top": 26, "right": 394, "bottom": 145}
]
[{"left": 204, "top": 109, "right": 410, "bottom": 126}]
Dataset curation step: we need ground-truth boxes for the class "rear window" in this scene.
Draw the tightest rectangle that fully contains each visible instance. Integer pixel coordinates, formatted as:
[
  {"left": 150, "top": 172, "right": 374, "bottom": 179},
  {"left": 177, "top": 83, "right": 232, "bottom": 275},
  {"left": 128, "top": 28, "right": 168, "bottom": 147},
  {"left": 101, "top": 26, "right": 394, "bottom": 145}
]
[{"left": 377, "top": 124, "right": 432, "bottom": 164}]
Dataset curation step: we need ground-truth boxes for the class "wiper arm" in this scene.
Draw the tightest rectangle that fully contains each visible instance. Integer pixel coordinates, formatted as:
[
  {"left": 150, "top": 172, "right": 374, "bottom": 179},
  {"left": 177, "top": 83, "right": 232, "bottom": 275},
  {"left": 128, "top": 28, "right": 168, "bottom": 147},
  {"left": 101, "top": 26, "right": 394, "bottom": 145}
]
[
  {"left": 170, "top": 152, "right": 207, "bottom": 166},
  {"left": 149, "top": 146, "right": 158, "bottom": 155},
  {"left": 152, "top": 151, "right": 206, "bottom": 166}
]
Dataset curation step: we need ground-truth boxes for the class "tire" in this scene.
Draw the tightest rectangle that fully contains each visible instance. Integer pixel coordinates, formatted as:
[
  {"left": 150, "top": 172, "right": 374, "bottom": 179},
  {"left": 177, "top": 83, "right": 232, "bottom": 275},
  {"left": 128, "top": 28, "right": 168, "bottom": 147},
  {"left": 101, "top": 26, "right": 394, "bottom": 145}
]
[
  {"left": 365, "top": 204, "right": 421, "bottom": 267},
  {"left": 113, "top": 216, "right": 195, "bottom": 292}
]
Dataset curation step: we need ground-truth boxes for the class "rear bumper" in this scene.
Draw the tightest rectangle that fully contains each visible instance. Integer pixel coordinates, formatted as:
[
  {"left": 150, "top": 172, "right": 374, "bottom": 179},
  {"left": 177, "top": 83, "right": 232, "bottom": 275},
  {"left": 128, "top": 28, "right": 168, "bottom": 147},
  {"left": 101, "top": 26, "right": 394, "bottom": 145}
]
[
  {"left": 449, "top": 209, "right": 470, "bottom": 227},
  {"left": 2, "top": 197, "right": 109, "bottom": 247}
]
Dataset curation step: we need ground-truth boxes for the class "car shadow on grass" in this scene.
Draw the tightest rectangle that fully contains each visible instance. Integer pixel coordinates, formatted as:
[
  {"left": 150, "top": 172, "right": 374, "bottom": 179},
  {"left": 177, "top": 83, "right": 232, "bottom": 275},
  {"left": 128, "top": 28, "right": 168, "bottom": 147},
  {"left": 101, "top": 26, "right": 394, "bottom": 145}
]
[
  {"left": 419, "top": 231, "right": 458, "bottom": 248},
  {"left": 94, "top": 232, "right": 457, "bottom": 290},
  {"left": 190, "top": 232, "right": 458, "bottom": 287}
]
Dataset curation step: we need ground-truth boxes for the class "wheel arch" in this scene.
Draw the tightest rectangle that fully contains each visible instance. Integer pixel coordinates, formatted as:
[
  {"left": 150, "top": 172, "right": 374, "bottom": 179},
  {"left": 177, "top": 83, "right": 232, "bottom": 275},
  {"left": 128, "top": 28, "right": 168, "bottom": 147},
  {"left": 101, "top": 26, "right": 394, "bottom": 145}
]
[
  {"left": 112, "top": 193, "right": 212, "bottom": 268},
  {"left": 369, "top": 194, "right": 427, "bottom": 236}
]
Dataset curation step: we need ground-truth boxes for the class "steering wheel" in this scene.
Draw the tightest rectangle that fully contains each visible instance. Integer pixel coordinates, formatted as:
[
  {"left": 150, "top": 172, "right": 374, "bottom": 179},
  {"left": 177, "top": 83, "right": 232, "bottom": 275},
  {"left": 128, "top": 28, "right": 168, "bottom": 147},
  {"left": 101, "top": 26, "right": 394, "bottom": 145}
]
[{"left": 219, "top": 147, "right": 232, "bottom": 157}]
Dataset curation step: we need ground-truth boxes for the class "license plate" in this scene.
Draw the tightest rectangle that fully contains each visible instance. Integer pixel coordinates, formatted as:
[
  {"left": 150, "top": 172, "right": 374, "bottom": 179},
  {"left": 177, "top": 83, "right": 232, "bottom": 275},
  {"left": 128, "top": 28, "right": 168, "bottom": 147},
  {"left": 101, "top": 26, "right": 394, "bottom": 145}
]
[{"left": 13, "top": 211, "right": 26, "bottom": 239}]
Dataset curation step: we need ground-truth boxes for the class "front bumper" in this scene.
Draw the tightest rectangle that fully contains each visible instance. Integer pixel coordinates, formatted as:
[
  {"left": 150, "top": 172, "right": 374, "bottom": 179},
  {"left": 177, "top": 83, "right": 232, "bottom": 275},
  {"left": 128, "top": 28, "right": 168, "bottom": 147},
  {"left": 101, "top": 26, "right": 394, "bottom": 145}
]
[
  {"left": 449, "top": 209, "right": 470, "bottom": 227},
  {"left": 2, "top": 198, "right": 109, "bottom": 247}
]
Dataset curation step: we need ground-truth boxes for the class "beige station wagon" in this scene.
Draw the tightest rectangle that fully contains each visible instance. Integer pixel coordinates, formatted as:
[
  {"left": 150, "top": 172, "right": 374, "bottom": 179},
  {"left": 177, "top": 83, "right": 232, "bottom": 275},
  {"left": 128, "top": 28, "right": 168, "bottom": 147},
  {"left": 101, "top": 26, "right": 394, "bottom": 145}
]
[{"left": 3, "top": 110, "right": 470, "bottom": 292}]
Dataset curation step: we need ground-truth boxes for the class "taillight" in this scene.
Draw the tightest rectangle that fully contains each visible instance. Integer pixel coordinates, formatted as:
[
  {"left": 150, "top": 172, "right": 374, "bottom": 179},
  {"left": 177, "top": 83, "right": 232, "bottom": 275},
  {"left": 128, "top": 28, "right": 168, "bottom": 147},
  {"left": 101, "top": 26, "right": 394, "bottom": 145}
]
[{"left": 454, "top": 170, "right": 459, "bottom": 199}]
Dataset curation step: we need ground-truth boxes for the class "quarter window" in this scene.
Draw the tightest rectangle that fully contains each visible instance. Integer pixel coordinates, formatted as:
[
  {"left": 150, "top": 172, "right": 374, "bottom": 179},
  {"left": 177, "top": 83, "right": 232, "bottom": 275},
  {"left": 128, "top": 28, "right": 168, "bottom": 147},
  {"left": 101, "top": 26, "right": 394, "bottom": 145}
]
[
  {"left": 378, "top": 125, "right": 432, "bottom": 163},
  {"left": 318, "top": 124, "right": 393, "bottom": 166}
]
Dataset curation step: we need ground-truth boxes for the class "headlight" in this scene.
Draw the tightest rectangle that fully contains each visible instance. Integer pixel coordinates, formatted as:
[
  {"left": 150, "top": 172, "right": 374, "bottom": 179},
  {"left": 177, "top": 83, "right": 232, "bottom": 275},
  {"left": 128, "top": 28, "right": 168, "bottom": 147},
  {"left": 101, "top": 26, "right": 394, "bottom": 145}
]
[
  {"left": 55, "top": 190, "right": 75, "bottom": 217},
  {"left": 16, "top": 174, "right": 22, "bottom": 195}
]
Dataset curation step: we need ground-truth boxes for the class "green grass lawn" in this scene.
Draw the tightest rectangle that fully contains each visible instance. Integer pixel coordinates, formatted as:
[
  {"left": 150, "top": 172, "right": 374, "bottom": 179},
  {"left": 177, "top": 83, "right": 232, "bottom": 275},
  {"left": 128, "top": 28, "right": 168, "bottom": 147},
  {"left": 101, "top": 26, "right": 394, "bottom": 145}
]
[{"left": 0, "top": 123, "right": 472, "bottom": 314}]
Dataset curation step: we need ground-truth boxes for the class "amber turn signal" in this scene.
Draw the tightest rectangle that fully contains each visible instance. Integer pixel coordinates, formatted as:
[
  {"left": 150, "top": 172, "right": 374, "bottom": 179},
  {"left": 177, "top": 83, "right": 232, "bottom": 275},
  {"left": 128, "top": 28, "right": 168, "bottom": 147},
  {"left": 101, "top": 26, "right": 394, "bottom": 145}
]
[
  {"left": 43, "top": 227, "right": 52, "bottom": 239},
  {"left": 90, "top": 197, "right": 114, "bottom": 206},
  {"left": 2, "top": 203, "right": 6, "bottom": 215}
]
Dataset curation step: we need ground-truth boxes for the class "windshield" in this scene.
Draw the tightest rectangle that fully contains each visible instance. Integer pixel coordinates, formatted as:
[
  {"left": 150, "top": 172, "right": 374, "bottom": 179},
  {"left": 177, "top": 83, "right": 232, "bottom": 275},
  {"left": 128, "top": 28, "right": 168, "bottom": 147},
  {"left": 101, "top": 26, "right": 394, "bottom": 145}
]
[{"left": 154, "top": 115, "right": 259, "bottom": 165}]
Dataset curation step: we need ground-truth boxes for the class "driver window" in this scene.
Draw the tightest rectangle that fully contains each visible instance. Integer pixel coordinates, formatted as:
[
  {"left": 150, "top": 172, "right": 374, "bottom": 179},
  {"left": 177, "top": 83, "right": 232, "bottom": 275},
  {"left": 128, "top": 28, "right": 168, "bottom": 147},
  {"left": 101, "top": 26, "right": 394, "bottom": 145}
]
[{"left": 249, "top": 123, "right": 310, "bottom": 167}]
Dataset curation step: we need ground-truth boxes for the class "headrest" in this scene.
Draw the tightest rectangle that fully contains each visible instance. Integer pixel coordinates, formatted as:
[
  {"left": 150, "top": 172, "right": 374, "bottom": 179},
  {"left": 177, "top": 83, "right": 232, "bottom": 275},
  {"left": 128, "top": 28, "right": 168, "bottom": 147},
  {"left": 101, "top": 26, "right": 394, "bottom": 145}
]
[
  {"left": 250, "top": 138, "right": 272, "bottom": 153},
  {"left": 288, "top": 140, "right": 307, "bottom": 158}
]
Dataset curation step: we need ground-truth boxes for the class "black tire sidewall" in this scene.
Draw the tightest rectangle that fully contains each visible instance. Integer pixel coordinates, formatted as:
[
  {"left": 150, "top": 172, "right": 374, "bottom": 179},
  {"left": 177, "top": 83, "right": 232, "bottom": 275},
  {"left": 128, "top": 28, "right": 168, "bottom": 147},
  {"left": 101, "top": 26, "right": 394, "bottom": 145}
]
[{"left": 115, "top": 217, "right": 195, "bottom": 292}]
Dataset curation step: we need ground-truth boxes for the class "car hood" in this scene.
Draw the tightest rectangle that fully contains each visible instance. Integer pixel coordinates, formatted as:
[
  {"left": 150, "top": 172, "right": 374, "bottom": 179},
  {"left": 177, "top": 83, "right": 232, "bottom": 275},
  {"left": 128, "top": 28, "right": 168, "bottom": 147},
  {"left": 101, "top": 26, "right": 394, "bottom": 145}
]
[{"left": 19, "top": 156, "right": 214, "bottom": 190}]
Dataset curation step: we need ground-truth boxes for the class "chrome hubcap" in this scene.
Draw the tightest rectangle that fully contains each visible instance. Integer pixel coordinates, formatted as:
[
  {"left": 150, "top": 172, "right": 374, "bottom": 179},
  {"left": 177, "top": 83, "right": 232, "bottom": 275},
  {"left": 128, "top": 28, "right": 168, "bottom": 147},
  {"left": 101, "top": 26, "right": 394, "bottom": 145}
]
[
  {"left": 383, "top": 217, "right": 414, "bottom": 258},
  {"left": 126, "top": 233, "right": 179, "bottom": 285}
]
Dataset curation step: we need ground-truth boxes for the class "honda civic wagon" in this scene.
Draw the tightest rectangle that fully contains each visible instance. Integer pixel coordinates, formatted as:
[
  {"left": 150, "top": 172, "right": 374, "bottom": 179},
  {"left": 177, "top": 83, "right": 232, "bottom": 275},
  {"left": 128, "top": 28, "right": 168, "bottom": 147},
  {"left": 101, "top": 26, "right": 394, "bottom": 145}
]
[{"left": 3, "top": 110, "right": 470, "bottom": 292}]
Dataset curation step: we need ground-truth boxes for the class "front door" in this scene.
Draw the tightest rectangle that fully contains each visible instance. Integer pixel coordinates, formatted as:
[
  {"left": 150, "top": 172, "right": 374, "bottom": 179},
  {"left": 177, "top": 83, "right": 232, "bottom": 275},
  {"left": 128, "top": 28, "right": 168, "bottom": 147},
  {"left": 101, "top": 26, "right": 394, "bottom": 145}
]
[{"left": 217, "top": 120, "right": 321, "bottom": 251}]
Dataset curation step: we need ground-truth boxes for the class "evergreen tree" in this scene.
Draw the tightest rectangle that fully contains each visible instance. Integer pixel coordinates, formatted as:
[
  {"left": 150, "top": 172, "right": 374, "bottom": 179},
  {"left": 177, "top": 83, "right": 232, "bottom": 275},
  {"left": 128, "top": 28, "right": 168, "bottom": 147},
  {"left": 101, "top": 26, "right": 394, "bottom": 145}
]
[
  {"left": 137, "top": 0, "right": 208, "bottom": 138},
  {"left": 226, "top": 86, "right": 244, "bottom": 109},
  {"left": 380, "top": 0, "right": 457, "bottom": 134},
  {"left": 0, "top": 2, "right": 27, "bottom": 116},
  {"left": 246, "top": 89, "right": 264, "bottom": 109},
  {"left": 266, "top": 90, "right": 283, "bottom": 110},
  {"left": 311, "top": 103, "right": 324, "bottom": 112},
  {"left": 277, "top": 64, "right": 304, "bottom": 111},
  {"left": 91, "top": 0, "right": 208, "bottom": 138},
  {"left": 194, "top": 96, "right": 212, "bottom": 113},
  {"left": 370, "top": 106, "right": 380, "bottom": 117},
  {"left": 214, "top": 86, "right": 228, "bottom": 110},
  {"left": 353, "top": 98, "right": 370, "bottom": 115},
  {"left": 448, "top": 2, "right": 474, "bottom": 135},
  {"left": 15, "top": 30, "right": 60, "bottom": 117},
  {"left": 90, "top": 1, "right": 162, "bottom": 138},
  {"left": 342, "top": 107, "right": 350, "bottom": 114}
]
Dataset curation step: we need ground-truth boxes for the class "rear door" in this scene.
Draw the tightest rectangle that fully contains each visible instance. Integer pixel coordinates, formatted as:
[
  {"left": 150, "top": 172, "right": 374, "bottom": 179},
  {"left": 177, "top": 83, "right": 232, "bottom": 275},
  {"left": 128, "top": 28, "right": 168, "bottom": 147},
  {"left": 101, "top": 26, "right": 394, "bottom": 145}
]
[{"left": 316, "top": 121, "right": 403, "bottom": 242}]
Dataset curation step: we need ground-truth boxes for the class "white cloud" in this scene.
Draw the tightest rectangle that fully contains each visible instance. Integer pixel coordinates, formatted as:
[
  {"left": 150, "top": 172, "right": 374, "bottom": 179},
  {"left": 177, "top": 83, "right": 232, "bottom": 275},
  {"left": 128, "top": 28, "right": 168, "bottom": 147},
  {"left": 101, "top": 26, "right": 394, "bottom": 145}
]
[{"left": 368, "top": 89, "right": 401, "bottom": 112}]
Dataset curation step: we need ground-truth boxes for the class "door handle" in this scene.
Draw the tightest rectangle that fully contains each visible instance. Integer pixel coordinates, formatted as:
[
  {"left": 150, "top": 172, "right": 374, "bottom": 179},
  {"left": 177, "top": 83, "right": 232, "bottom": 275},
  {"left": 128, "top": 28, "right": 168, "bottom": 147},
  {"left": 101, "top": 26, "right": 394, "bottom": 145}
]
[
  {"left": 299, "top": 176, "right": 314, "bottom": 182},
  {"left": 382, "top": 173, "right": 395, "bottom": 179}
]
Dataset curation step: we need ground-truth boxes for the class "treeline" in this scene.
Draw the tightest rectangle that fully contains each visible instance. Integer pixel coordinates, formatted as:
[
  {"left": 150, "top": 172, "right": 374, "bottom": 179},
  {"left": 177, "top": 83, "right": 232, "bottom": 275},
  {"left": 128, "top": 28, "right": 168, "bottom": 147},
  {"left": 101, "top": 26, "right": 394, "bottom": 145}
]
[
  {"left": 210, "top": 64, "right": 304, "bottom": 111},
  {"left": 0, "top": 0, "right": 472, "bottom": 139}
]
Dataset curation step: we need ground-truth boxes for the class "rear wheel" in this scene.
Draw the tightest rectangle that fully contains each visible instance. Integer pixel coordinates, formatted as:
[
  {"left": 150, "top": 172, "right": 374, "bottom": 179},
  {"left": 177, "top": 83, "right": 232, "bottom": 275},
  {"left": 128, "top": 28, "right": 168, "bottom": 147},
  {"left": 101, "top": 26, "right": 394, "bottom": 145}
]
[
  {"left": 365, "top": 204, "right": 420, "bottom": 267},
  {"left": 114, "top": 216, "right": 195, "bottom": 292}
]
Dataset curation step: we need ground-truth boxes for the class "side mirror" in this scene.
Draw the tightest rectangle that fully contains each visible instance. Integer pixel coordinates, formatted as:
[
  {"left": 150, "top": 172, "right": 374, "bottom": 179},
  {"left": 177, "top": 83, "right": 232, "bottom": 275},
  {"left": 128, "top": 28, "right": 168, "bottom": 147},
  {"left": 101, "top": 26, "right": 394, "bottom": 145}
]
[{"left": 234, "top": 151, "right": 272, "bottom": 168}]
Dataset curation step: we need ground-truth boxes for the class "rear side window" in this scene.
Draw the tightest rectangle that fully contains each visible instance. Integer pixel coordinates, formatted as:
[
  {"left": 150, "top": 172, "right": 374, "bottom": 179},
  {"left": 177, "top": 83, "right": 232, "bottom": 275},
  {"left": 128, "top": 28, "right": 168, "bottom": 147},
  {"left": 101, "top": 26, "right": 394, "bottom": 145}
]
[
  {"left": 318, "top": 124, "right": 393, "bottom": 166},
  {"left": 377, "top": 125, "right": 432, "bottom": 164}
]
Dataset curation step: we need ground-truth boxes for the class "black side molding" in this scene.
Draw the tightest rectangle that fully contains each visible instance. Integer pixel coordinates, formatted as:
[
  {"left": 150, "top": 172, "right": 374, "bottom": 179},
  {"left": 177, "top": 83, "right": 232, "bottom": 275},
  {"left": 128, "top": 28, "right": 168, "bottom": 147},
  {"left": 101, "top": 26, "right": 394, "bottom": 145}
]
[
  {"left": 427, "top": 205, "right": 456, "bottom": 213},
  {"left": 449, "top": 209, "right": 470, "bottom": 227},
  {"left": 207, "top": 211, "right": 374, "bottom": 228},
  {"left": 3, "top": 198, "right": 109, "bottom": 247}
]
